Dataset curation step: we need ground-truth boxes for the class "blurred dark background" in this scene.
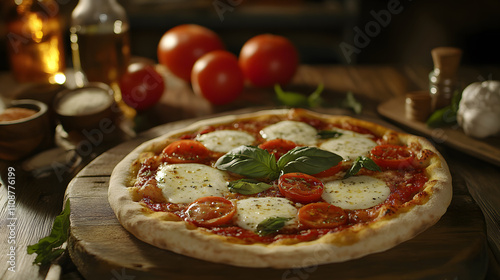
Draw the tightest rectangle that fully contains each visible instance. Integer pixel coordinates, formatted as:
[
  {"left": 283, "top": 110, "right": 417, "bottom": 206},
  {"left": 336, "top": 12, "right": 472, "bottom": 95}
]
[{"left": 1, "top": 0, "right": 499, "bottom": 73}]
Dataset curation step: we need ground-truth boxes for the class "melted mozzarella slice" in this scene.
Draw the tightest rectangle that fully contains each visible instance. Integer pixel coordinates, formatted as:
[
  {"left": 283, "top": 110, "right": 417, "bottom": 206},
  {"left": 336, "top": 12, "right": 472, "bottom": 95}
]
[
  {"left": 155, "top": 163, "right": 229, "bottom": 203},
  {"left": 319, "top": 134, "right": 377, "bottom": 161},
  {"left": 236, "top": 197, "right": 297, "bottom": 231},
  {"left": 196, "top": 130, "right": 255, "bottom": 153},
  {"left": 260, "top": 120, "right": 317, "bottom": 145},
  {"left": 322, "top": 175, "right": 390, "bottom": 210}
]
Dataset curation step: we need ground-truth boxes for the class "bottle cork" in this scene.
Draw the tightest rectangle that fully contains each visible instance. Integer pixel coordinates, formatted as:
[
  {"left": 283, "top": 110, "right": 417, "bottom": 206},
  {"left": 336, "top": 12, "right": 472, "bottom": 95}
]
[{"left": 431, "top": 47, "right": 462, "bottom": 80}]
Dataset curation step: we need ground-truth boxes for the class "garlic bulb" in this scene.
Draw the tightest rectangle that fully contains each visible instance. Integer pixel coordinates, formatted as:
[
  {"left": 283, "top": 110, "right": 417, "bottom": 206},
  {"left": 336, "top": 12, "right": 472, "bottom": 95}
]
[{"left": 457, "top": 80, "right": 500, "bottom": 138}]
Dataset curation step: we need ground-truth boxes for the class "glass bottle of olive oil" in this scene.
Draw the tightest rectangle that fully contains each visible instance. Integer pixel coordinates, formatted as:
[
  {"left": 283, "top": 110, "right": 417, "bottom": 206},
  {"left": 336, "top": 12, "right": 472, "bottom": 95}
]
[{"left": 70, "top": 0, "right": 131, "bottom": 87}]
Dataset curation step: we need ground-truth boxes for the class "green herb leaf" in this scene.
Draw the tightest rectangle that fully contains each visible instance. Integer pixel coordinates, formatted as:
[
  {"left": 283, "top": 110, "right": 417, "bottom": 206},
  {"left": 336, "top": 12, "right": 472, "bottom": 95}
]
[
  {"left": 451, "top": 89, "right": 462, "bottom": 113},
  {"left": 216, "top": 146, "right": 342, "bottom": 181},
  {"left": 256, "top": 217, "right": 291, "bottom": 236},
  {"left": 277, "top": 146, "right": 343, "bottom": 175},
  {"left": 275, "top": 84, "right": 309, "bottom": 107},
  {"left": 27, "top": 200, "right": 71, "bottom": 266},
  {"left": 228, "top": 179, "right": 272, "bottom": 195},
  {"left": 307, "top": 84, "right": 324, "bottom": 107},
  {"left": 341, "top": 92, "right": 363, "bottom": 114},
  {"left": 215, "top": 146, "right": 279, "bottom": 180},
  {"left": 426, "top": 90, "right": 462, "bottom": 128},
  {"left": 317, "top": 130, "right": 343, "bottom": 139},
  {"left": 344, "top": 156, "right": 381, "bottom": 178},
  {"left": 275, "top": 84, "right": 324, "bottom": 108},
  {"left": 426, "top": 106, "right": 455, "bottom": 128}
]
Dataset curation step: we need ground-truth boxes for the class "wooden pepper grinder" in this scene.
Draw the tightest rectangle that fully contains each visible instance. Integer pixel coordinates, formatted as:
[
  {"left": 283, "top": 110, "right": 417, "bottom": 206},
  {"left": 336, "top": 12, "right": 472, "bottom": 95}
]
[{"left": 429, "top": 47, "right": 462, "bottom": 111}]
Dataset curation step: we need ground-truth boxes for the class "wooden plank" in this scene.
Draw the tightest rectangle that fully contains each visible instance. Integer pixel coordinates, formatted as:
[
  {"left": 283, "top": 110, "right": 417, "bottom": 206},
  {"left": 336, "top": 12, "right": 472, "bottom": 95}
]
[
  {"left": 66, "top": 114, "right": 489, "bottom": 280},
  {"left": 0, "top": 162, "right": 69, "bottom": 280},
  {"left": 293, "top": 65, "right": 409, "bottom": 102}
]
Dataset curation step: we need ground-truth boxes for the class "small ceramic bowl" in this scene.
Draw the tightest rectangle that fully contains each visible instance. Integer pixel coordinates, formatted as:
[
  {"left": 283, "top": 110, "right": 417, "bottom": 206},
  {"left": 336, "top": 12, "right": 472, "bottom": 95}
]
[
  {"left": 0, "top": 99, "right": 50, "bottom": 161},
  {"left": 53, "top": 83, "right": 118, "bottom": 135}
]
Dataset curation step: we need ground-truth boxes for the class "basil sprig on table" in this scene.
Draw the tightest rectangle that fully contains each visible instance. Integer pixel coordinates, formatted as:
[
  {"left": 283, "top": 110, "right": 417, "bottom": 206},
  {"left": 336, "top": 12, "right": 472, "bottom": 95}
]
[
  {"left": 215, "top": 145, "right": 343, "bottom": 182},
  {"left": 27, "top": 200, "right": 70, "bottom": 265},
  {"left": 341, "top": 91, "right": 363, "bottom": 114},
  {"left": 426, "top": 90, "right": 461, "bottom": 128},
  {"left": 275, "top": 84, "right": 324, "bottom": 108},
  {"left": 256, "top": 217, "right": 292, "bottom": 236},
  {"left": 344, "top": 156, "right": 381, "bottom": 179}
]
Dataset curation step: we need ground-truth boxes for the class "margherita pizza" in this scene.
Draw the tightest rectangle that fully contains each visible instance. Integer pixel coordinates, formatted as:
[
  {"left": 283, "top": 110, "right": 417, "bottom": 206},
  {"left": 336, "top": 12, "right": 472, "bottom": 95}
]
[{"left": 108, "top": 108, "right": 452, "bottom": 268}]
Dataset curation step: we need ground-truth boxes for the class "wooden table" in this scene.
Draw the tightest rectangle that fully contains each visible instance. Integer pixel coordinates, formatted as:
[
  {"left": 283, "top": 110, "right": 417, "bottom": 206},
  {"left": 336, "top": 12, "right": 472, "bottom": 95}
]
[{"left": 1, "top": 64, "right": 500, "bottom": 279}]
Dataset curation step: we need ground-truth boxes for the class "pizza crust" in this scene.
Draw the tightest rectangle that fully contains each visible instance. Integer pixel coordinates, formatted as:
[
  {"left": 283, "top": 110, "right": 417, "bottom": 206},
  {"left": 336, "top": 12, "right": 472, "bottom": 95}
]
[{"left": 108, "top": 109, "right": 452, "bottom": 268}]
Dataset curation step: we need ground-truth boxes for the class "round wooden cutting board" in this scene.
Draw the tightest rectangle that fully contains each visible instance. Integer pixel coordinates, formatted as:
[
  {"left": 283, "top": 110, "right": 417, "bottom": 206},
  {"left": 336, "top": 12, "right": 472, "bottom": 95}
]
[{"left": 65, "top": 109, "right": 489, "bottom": 280}]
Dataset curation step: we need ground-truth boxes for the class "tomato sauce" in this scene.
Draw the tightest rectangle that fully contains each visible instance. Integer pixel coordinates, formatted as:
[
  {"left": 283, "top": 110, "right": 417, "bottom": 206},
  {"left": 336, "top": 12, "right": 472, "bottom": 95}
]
[
  {"left": 142, "top": 197, "right": 187, "bottom": 217},
  {"left": 207, "top": 226, "right": 343, "bottom": 244},
  {"left": 296, "top": 115, "right": 381, "bottom": 141},
  {"left": 209, "top": 226, "right": 275, "bottom": 244},
  {"left": 385, "top": 169, "right": 428, "bottom": 205}
]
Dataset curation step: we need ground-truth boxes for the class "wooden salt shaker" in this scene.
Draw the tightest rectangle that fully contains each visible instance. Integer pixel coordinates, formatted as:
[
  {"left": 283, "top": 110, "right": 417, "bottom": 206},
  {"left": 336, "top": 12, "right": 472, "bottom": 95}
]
[
  {"left": 429, "top": 47, "right": 462, "bottom": 111},
  {"left": 406, "top": 91, "right": 432, "bottom": 122}
]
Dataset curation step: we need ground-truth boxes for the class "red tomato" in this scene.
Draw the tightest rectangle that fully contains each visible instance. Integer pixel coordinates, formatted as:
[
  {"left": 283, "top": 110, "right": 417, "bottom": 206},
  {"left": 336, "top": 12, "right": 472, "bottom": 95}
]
[
  {"left": 313, "top": 162, "right": 343, "bottom": 178},
  {"left": 258, "top": 139, "right": 297, "bottom": 160},
  {"left": 191, "top": 50, "right": 244, "bottom": 105},
  {"left": 184, "top": 196, "right": 236, "bottom": 227},
  {"left": 157, "top": 24, "right": 224, "bottom": 82},
  {"left": 298, "top": 202, "right": 347, "bottom": 229},
  {"left": 119, "top": 63, "right": 165, "bottom": 111},
  {"left": 162, "top": 140, "right": 209, "bottom": 163},
  {"left": 239, "top": 34, "right": 299, "bottom": 87},
  {"left": 370, "top": 144, "right": 414, "bottom": 169},
  {"left": 278, "top": 173, "right": 324, "bottom": 204}
]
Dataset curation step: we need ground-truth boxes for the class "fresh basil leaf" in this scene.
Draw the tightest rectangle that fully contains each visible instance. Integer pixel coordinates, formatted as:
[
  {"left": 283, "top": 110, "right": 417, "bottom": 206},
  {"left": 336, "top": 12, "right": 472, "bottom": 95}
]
[
  {"left": 275, "top": 84, "right": 309, "bottom": 107},
  {"left": 275, "top": 84, "right": 325, "bottom": 108},
  {"left": 278, "top": 146, "right": 343, "bottom": 175},
  {"left": 426, "top": 105, "right": 456, "bottom": 128},
  {"left": 317, "top": 130, "right": 343, "bottom": 139},
  {"left": 256, "top": 217, "right": 291, "bottom": 236},
  {"left": 361, "top": 156, "right": 382, "bottom": 172},
  {"left": 27, "top": 200, "right": 71, "bottom": 265},
  {"left": 307, "top": 84, "right": 324, "bottom": 108},
  {"left": 215, "top": 146, "right": 279, "bottom": 180},
  {"left": 341, "top": 91, "right": 362, "bottom": 114},
  {"left": 228, "top": 179, "right": 272, "bottom": 195},
  {"left": 344, "top": 156, "right": 381, "bottom": 179},
  {"left": 451, "top": 89, "right": 462, "bottom": 113},
  {"left": 33, "top": 248, "right": 65, "bottom": 266},
  {"left": 344, "top": 159, "right": 362, "bottom": 179},
  {"left": 426, "top": 90, "right": 462, "bottom": 128},
  {"left": 216, "top": 145, "right": 343, "bottom": 181}
]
